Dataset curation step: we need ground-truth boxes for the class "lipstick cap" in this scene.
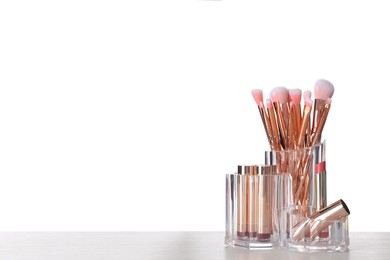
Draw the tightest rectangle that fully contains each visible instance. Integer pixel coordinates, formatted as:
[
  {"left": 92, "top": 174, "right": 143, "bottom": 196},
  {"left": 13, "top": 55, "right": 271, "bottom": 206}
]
[{"left": 237, "top": 165, "right": 259, "bottom": 175}]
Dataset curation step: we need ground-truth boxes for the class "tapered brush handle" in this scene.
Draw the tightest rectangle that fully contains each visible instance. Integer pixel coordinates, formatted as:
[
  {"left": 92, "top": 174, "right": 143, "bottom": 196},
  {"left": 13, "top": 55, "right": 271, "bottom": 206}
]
[
  {"left": 298, "top": 105, "right": 312, "bottom": 148},
  {"left": 266, "top": 101, "right": 282, "bottom": 150},
  {"left": 258, "top": 105, "right": 275, "bottom": 150},
  {"left": 309, "top": 103, "right": 331, "bottom": 146},
  {"left": 287, "top": 104, "right": 298, "bottom": 149},
  {"left": 273, "top": 101, "right": 288, "bottom": 149},
  {"left": 312, "top": 99, "right": 326, "bottom": 134}
]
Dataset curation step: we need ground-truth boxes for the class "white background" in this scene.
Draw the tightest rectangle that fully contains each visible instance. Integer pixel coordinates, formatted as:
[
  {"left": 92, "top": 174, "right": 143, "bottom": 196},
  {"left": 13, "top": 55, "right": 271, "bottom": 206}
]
[{"left": 0, "top": 0, "right": 389, "bottom": 231}]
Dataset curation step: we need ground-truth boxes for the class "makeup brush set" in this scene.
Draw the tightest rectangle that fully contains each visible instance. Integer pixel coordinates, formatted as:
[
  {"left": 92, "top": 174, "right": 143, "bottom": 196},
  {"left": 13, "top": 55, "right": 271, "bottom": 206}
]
[{"left": 225, "top": 79, "right": 350, "bottom": 252}]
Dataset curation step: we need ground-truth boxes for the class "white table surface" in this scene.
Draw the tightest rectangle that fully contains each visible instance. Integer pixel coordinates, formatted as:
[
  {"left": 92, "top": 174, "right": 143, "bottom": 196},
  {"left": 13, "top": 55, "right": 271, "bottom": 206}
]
[{"left": 0, "top": 232, "right": 388, "bottom": 260}]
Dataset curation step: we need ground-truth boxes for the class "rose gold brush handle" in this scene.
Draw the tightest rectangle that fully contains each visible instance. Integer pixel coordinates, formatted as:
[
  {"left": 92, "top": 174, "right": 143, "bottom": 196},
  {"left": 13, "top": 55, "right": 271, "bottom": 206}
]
[
  {"left": 294, "top": 144, "right": 318, "bottom": 207},
  {"left": 298, "top": 104, "right": 312, "bottom": 148},
  {"left": 295, "top": 103, "right": 301, "bottom": 137},
  {"left": 266, "top": 100, "right": 282, "bottom": 150},
  {"left": 273, "top": 101, "right": 288, "bottom": 149},
  {"left": 294, "top": 103, "right": 330, "bottom": 206},
  {"left": 287, "top": 104, "right": 298, "bottom": 149},
  {"left": 309, "top": 103, "right": 331, "bottom": 146},
  {"left": 258, "top": 105, "right": 276, "bottom": 150},
  {"left": 312, "top": 99, "right": 326, "bottom": 135}
]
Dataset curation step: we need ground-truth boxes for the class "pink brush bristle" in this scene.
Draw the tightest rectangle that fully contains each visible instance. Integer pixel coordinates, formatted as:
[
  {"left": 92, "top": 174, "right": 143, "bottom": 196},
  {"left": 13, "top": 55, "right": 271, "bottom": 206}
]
[
  {"left": 251, "top": 89, "right": 263, "bottom": 106},
  {"left": 325, "top": 98, "right": 332, "bottom": 105},
  {"left": 314, "top": 79, "right": 334, "bottom": 100},
  {"left": 266, "top": 98, "right": 273, "bottom": 109},
  {"left": 303, "top": 90, "right": 311, "bottom": 100},
  {"left": 289, "top": 89, "right": 302, "bottom": 106},
  {"left": 270, "top": 87, "right": 289, "bottom": 104},
  {"left": 304, "top": 95, "right": 313, "bottom": 107}
]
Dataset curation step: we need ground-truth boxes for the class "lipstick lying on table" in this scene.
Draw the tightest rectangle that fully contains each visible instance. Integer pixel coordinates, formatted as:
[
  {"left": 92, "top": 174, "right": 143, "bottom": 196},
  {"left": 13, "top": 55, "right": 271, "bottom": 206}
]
[{"left": 292, "top": 199, "right": 350, "bottom": 241}]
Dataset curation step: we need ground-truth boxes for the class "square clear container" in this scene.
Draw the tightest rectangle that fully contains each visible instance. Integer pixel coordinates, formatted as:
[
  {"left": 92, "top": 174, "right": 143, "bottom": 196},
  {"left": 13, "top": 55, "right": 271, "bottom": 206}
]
[
  {"left": 286, "top": 204, "right": 349, "bottom": 252},
  {"left": 225, "top": 173, "right": 289, "bottom": 249}
]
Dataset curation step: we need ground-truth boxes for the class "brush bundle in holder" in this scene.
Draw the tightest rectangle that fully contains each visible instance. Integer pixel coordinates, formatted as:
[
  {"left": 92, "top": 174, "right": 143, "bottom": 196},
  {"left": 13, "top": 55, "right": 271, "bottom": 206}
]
[{"left": 225, "top": 79, "right": 350, "bottom": 252}]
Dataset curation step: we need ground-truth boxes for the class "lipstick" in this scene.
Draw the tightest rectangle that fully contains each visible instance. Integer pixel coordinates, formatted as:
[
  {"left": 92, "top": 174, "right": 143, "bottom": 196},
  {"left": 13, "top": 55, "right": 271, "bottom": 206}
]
[
  {"left": 245, "top": 165, "right": 259, "bottom": 239},
  {"left": 292, "top": 199, "right": 350, "bottom": 241},
  {"left": 236, "top": 165, "right": 247, "bottom": 238},
  {"left": 257, "top": 165, "right": 273, "bottom": 240}
]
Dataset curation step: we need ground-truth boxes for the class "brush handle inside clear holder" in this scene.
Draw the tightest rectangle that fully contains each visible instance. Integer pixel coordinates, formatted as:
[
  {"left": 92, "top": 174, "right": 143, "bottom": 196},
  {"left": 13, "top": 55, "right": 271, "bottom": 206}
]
[
  {"left": 286, "top": 205, "right": 349, "bottom": 252},
  {"left": 265, "top": 141, "right": 326, "bottom": 213}
]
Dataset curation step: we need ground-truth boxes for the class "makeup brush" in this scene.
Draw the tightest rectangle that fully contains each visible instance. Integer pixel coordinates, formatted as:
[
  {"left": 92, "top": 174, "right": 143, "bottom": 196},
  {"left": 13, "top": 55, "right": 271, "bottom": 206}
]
[
  {"left": 294, "top": 92, "right": 313, "bottom": 203},
  {"left": 297, "top": 92, "right": 313, "bottom": 148},
  {"left": 303, "top": 91, "right": 312, "bottom": 147},
  {"left": 310, "top": 98, "right": 332, "bottom": 146},
  {"left": 266, "top": 99, "right": 281, "bottom": 150},
  {"left": 270, "top": 87, "right": 289, "bottom": 149},
  {"left": 288, "top": 89, "right": 302, "bottom": 149},
  {"left": 252, "top": 89, "right": 274, "bottom": 149},
  {"left": 312, "top": 79, "right": 334, "bottom": 143},
  {"left": 287, "top": 102, "right": 297, "bottom": 149},
  {"left": 289, "top": 89, "right": 302, "bottom": 130}
]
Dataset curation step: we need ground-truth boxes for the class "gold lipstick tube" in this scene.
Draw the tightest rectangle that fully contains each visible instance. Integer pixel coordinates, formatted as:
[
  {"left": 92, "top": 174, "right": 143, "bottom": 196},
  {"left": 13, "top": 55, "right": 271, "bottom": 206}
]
[
  {"left": 245, "top": 165, "right": 259, "bottom": 238},
  {"left": 257, "top": 166, "right": 272, "bottom": 240},
  {"left": 292, "top": 199, "right": 350, "bottom": 241}
]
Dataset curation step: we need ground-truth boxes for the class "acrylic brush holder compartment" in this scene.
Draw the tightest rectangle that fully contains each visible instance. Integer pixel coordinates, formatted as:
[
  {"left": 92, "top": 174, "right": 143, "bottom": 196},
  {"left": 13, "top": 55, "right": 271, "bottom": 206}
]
[
  {"left": 225, "top": 170, "right": 289, "bottom": 249},
  {"left": 265, "top": 142, "right": 350, "bottom": 252},
  {"left": 286, "top": 204, "right": 349, "bottom": 252},
  {"left": 264, "top": 142, "right": 324, "bottom": 210}
]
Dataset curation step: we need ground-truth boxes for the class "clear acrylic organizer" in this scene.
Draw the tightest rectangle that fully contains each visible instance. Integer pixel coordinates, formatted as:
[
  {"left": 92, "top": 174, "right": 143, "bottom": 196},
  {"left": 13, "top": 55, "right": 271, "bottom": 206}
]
[
  {"left": 286, "top": 204, "right": 349, "bottom": 252},
  {"left": 225, "top": 171, "right": 290, "bottom": 249},
  {"left": 225, "top": 142, "right": 350, "bottom": 252}
]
